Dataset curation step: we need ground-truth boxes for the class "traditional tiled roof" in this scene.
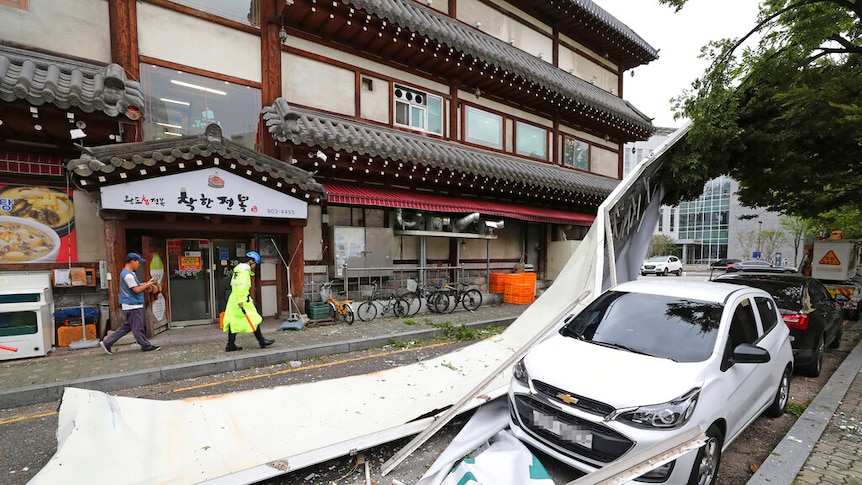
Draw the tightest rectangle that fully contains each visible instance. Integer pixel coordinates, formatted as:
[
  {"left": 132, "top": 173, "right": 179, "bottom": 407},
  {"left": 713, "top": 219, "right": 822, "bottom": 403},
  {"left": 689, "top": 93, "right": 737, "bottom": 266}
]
[
  {"left": 333, "top": 0, "right": 656, "bottom": 134},
  {"left": 0, "top": 44, "right": 143, "bottom": 118},
  {"left": 66, "top": 124, "right": 325, "bottom": 198},
  {"left": 263, "top": 98, "right": 619, "bottom": 199}
]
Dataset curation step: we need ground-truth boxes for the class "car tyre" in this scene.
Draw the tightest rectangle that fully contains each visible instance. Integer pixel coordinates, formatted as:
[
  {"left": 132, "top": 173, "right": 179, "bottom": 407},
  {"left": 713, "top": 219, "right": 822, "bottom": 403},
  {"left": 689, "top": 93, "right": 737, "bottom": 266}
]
[
  {"left": 675, "top": 268, "right": 683, "bottom": 276},
  {"left": 662, "top": 268, "right": 669, "bottom": 276},
  {"left": 801, "top": 335, "right": 824, "bottom": 377},
  {"left": 765, "top": 365, "right": 792, "bottom": 417},
  {"left": 688, "top": 423, "right": 723, "bottom": 485},
  {"left": 640, "top": 271, "right": 647, "bottom": 277}
]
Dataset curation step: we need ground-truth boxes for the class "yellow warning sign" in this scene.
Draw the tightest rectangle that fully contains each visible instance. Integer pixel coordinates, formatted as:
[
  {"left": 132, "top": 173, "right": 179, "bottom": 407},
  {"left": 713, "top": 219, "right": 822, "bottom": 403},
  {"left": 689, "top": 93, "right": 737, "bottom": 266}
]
[{"left": 819, "top": 250, "right": 842, "bottom": 266}]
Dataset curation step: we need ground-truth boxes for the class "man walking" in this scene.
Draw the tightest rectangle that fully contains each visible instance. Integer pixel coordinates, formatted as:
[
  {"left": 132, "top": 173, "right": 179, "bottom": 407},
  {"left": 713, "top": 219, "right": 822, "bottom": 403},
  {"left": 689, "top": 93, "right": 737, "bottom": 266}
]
[
  {"left": 223, "top": 251, "right": 275, "bottom": 351},
  {"left": 100, "top": 252, "right": 161, "bottom": 354}
]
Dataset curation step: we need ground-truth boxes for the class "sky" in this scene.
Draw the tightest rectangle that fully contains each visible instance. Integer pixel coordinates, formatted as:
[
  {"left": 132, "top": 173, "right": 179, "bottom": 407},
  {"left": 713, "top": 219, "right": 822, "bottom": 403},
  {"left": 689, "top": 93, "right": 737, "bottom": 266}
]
[{"left": 597, "top": 0, "right": 762, "bottom": 128}]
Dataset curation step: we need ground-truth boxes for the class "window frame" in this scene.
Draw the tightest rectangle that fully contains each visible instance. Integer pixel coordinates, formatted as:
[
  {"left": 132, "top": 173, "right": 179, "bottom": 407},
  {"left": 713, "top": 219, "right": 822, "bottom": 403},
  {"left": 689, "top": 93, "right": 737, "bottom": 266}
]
[
  {"left": 563, "top": 135, "right": 590, "bottom": 170},
  {"left": 463, "top": 105, "right": 503, "bottom": 150},
  {"left": 393, "top": 84, "right": 443, "bottom": 135},
  {"left": 514, "top": 120, "right": 548, "bottom": 160}
]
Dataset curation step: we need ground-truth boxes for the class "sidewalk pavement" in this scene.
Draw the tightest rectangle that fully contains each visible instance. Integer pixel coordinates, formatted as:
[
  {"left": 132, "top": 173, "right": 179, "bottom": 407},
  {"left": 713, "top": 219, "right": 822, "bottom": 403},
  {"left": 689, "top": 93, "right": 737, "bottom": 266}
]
[{"left": 1, "top": 298, "right": 861, "bottom": 484}]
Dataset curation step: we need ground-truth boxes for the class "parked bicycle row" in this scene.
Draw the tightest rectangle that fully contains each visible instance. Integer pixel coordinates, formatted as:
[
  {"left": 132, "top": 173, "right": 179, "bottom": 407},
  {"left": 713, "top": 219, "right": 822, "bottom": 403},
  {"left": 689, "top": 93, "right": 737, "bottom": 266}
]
[{"left": 316, "top": 278, "right": 483, "bottom": 324}]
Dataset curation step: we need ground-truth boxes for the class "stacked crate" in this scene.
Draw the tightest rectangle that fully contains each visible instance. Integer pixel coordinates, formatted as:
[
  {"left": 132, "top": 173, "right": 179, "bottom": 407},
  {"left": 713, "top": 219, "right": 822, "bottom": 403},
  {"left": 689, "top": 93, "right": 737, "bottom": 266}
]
[
  {"left": 307, "top": 302, "right": 330, "bottom": 320},
  {"left": 496, "top": 272, "right": 537, "bottom": 305}
]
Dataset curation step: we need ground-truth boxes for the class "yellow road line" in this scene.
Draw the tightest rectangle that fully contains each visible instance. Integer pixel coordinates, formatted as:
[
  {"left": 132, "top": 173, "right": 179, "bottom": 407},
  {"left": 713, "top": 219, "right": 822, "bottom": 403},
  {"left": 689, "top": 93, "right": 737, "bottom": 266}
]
[
  {"left": 171, "top": 340, "right": 455, "bottom": 393},
  {"left": 0, "top": 411, "right": 57, "bottom": 426}
]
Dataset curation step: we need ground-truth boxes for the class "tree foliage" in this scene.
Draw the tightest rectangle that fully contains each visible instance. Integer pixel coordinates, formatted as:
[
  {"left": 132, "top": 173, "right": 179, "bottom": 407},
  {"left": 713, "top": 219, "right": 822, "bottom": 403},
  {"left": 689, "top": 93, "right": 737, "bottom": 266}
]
[
  {"left": 648, "top": 234, "right": 677, "bottom": 257},
  {"left": 657, "top": 0, "right": 862, "bottom": 220}
]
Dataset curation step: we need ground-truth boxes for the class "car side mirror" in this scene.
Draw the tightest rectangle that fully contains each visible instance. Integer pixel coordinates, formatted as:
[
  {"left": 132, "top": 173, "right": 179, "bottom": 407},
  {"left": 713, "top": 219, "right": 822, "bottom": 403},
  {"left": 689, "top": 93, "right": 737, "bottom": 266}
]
[{"left": 730, "top": 343, "right": 771, "bottom": 365}]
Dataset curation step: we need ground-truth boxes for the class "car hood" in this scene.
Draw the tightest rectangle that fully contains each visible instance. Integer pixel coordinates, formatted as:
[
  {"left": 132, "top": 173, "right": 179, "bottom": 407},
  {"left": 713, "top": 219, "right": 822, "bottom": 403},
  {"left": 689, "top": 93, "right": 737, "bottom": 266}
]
[{"left": 524, "top": 335, "right": 706, "bottom": 408}]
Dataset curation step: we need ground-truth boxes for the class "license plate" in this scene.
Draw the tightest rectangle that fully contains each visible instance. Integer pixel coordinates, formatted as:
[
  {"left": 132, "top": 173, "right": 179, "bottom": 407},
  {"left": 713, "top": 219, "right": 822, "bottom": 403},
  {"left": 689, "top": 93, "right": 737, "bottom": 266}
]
[{"left": 532, "top": 410, "right": 593, "bottom": 448}]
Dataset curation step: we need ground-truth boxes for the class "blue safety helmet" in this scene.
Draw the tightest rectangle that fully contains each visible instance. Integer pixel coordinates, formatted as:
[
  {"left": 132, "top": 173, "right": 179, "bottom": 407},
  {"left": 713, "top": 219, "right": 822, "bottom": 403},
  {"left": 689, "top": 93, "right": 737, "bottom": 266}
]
[{"left": 246, "top": 251, "right": 261, "bottom": 264}]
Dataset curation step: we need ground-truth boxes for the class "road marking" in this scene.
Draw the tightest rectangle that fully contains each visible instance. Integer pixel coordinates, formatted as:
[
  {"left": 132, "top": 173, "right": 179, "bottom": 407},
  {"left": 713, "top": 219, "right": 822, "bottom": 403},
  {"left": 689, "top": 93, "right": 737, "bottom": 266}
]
[
  {"left": 0, "top": 411, "right": 57, "bottom": 426},
  {"left": 171, "top": 341, "right": 456, "bottom": 393}
]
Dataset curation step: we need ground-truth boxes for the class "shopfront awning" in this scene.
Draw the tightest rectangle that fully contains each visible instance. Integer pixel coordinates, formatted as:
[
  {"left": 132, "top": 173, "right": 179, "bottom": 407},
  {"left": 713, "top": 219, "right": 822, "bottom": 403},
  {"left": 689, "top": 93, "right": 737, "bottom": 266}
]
[{"left": 324, "top": 183, "right": 595, "bottom": 226}]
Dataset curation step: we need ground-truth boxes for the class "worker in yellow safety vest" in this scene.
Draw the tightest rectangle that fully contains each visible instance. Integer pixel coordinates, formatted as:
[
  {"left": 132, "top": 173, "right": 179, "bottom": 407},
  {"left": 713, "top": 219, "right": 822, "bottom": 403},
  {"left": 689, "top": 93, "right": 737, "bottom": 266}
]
[{"left": 223, "top": 251, "right": 275, "bottom": 352}]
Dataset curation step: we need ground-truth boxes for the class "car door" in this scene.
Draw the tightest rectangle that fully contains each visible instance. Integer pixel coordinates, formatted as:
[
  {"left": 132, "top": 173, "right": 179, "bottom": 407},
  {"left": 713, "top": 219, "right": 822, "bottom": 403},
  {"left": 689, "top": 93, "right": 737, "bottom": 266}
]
[
  {"left": 720, "top": 295, "right": 769, "bottom": 439},
  {"left": 809, "top": 279, "right": 842, "bottom": 345}
]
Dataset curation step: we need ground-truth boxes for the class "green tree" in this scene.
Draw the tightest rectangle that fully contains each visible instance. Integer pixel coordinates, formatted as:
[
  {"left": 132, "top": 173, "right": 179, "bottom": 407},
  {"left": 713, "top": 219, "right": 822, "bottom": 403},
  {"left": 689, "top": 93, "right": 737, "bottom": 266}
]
[
  {"left": 657, "top": 0, "right": 862, "bottom": 221},
  {"left": 736, "top": 230, "right": 757, "bottom": 259},
  {"left": 648, "top": 234, "right": 677, "bottom": 257},
  {"left": 759, "top": 229, "right": 789, "bottom": 263},
  {"left": 780, "top": 215, "right": 805, "bottom": 265}
]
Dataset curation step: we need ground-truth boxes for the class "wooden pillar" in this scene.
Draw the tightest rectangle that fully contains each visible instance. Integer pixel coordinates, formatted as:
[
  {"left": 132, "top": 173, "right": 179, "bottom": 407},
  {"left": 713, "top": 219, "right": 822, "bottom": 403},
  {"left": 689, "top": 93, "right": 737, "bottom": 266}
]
[
  {"left": 102, "top": 215, "right": 126, "bottom": 332},
  {"left": 108, "top": 0, "right": 140, "bottom": 143},
  {"left": 259, "top": 0, "right": 282, "bottom": 157}
]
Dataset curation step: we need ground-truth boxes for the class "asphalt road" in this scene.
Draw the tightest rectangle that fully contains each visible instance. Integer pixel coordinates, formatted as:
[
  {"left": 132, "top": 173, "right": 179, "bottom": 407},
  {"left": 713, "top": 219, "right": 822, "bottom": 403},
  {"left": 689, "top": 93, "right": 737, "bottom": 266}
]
[{"left": 0, "top": 336, "right": 582, "bottom": 485}]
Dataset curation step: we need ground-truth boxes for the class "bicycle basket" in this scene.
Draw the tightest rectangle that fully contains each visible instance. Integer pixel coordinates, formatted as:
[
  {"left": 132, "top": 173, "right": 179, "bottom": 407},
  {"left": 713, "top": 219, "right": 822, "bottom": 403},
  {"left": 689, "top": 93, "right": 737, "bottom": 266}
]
[
  {"left": 406, "top": 279, "right": 418, "bottom": 292},
  {"left": 319, "top": 287, "right": 331, "bottom": 301},
  {"left": 360, "top": 285, "right": 375, "bottom": 298}
]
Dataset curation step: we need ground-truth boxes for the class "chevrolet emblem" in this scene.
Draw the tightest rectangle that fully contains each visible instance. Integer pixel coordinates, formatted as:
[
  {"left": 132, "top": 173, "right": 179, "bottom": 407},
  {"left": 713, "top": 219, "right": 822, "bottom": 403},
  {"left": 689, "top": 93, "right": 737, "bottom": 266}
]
[{"left": 557, "top": 393, "right": 579, "bottom": 405}]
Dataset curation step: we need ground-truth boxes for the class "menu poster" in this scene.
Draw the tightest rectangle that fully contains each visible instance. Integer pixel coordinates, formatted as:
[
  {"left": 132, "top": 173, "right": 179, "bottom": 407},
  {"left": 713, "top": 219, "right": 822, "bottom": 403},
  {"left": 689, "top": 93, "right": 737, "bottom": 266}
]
[{"left": 0, "top": 185, "right": 77, "bottom": 263}]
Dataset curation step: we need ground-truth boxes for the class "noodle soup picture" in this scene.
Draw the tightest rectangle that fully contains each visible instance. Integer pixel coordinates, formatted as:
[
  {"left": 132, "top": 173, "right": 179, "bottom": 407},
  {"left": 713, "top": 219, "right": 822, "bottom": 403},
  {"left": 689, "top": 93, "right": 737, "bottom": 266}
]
[
  {"left": 0, "top": 186, "right": 74, "bottom": 236},
  {"left": 0, "top": 217, "right": 60, "bottom": 263}
]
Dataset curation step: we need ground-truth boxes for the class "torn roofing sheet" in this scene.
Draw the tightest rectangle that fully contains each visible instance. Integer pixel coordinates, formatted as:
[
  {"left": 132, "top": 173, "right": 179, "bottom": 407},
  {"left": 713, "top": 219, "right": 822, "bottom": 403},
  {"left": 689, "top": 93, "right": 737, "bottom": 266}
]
[{"left": 32, "top": 124, "right": 689, "bottom": 484}]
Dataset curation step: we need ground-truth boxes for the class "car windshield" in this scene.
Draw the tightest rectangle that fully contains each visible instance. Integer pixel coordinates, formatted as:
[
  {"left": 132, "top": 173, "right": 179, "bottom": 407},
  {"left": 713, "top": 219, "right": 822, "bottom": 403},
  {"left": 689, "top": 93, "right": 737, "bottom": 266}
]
[
  {"left": 647, "top": 256, "right": 667, "bottom": 262},
  {"left": 560, "top": 291, "right": 723, "bottom": 362}
]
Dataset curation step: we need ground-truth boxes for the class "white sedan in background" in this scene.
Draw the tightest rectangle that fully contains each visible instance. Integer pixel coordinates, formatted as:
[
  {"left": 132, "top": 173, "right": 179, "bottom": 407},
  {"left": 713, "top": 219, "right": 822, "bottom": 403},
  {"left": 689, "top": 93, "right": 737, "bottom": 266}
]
[
  {"left": 641, "top": 255, "right": 683, "bottom": 276},
  {"left": 508, "top": 279, "right": 793, "bottom": 485}
]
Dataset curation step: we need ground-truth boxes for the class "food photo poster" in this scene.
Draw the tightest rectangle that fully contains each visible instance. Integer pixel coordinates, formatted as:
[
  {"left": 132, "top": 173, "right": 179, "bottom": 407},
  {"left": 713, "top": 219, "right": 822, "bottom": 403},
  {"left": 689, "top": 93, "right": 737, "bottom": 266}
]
[{"left": 0, "top": 185, "right": 77, "bottom": 263}]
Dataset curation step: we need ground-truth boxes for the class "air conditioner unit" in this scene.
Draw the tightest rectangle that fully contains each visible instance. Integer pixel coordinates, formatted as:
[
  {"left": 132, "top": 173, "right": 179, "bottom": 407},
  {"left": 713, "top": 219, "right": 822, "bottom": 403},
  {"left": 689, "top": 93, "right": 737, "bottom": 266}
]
[{"left": 426, "top": 216, "right": 444, "bottom": 231}]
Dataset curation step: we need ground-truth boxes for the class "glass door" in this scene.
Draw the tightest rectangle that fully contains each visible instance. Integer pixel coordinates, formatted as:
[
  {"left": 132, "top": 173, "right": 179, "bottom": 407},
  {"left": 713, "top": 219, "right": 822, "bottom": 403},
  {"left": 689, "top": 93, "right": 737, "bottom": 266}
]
[
  {"left": 167, "top": 239, "right": 212, "bottom": 325},
  {"left": 212, "top": 239, "right": 251, "bottom": 316}
]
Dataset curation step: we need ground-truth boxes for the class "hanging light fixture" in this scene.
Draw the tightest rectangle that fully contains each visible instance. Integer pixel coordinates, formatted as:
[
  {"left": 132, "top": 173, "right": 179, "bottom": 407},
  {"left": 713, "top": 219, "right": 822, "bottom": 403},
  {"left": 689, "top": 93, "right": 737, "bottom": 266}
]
[{"left": 278, "top": 16, "right": 288, "bottom": 45}]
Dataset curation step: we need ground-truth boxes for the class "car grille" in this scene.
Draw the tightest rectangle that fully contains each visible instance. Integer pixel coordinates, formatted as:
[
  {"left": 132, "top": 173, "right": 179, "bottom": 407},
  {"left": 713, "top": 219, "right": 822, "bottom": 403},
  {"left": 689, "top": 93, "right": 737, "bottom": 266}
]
[
  {"left": 512, "top": 394, "right": 634, "bottom": 464},
  {"left": 532, "top": 380, "right": 615, "bottom": 417},
  {"left": 643, "top": 265, "right": 656, "bottom": 269}
]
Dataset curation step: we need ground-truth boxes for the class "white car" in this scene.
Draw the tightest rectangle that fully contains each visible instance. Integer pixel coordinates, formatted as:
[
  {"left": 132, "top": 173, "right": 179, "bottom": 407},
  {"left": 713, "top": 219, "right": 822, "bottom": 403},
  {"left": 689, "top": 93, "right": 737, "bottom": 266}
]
[
  {"left": 508, "top": 279, "right": 793, "bottom": 485},
  {"left": 641, "top": 255, "right": 683, "bottom": 276}
]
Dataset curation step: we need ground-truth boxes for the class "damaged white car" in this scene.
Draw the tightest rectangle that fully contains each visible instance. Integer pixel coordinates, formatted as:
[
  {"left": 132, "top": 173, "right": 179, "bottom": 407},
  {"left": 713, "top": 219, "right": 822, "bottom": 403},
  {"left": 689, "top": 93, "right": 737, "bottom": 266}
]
[{"left": 508, "top": 280, "right": 793, "bottom": 484}]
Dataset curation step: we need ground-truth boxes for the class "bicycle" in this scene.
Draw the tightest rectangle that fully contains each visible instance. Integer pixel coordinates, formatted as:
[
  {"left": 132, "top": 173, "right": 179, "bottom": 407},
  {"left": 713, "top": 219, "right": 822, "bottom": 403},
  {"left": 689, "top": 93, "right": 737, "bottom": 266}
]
[
  {"left": 430, "top": 279, "right": 483, "bottom": 314},
  {"left": 401, "top": 278, "right": 448, "bottom": 315},
  {"left": 356, "top": 281, "right": 409, "bottom": 322},
  {"left": 320, "top": 281, "right": 355, "bottom": 325}
]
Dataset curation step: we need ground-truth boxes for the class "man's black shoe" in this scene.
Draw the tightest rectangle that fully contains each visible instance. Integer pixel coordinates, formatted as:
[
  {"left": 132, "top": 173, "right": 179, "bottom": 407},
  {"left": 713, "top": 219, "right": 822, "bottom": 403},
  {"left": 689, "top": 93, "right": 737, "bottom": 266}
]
[
  {"left": 259, "top": 339, "right": 275, "bottom": 348},
  {"left": 225, "top": 344, "right": 243, "bottom": 352}
]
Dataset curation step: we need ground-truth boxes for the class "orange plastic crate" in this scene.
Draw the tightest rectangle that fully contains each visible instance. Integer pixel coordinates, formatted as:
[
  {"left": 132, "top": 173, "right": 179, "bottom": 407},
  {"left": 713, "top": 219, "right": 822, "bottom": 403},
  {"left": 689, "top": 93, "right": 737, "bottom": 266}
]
[{"left": 57, "top": 324, "right": 96, "bottom": 347}]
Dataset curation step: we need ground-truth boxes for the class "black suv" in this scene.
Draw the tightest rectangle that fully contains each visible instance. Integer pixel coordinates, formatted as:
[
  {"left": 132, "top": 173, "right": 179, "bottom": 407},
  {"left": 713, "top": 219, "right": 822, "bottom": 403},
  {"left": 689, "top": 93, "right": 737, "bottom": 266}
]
[{"left": 714, "top": 272, "right": 843, "bottom": 377}]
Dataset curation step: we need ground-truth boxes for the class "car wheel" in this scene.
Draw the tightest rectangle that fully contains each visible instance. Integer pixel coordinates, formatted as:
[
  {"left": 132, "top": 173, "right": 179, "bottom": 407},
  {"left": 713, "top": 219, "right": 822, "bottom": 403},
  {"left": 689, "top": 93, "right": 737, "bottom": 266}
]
[
  {"left": 662, "top": 268, "right": 669, "bottom": 276},
  {"left": 765, "top": 365, "right": 792, "bottom": 417},
  {"left": 688, "top": 424, "right": 723, "bottom": 485},
  {"left": 641, "top": 272, "right": 647, "bottom": 277},
  {"left": 675, "top": 268, "right": 683, "bottom": 276},
  {"left": 853, "top": 306, "right": 861, "bottom": 321},
  {"left": 802, "top": 335, "right": 825, "bottom": 377}
]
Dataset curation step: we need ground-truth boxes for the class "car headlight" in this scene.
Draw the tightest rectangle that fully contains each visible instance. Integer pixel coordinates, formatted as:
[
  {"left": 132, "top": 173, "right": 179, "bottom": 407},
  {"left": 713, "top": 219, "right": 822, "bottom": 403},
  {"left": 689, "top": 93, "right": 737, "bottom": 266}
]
[
  {"left": 616, "top": 389, "right": 700, "bottom": 429},
  {"left": 512, "top": 358, "right": 529, "bottom": 384}
]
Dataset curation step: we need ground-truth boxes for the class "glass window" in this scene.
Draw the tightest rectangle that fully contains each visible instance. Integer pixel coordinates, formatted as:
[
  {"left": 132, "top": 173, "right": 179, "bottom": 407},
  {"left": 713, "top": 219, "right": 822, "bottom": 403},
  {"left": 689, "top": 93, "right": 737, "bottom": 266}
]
[
  {"left": 464, "top": 106, "right": 502, "bottom": 150},
  {"left": 393, "top": 85, "right": 443, "bottom": 135},
  {"left": 563, "top": 136, "right": 589, "bottom": 170},
  {"left": 658, "top": 208, "right": 664, "bottom": 231},
  {"left": 140, "top": 64, "right": 261, "bottom": 148},
  {"left": 754, "top": 296, "right": 779, "bottom": 334},
  {"left": 167, "top": 0, "right": 259, "bottom": 27},
  {"left": 515, "top": 122, "right": 547, "bottom": 160},
  {"left": 559, "top": 291, "right": 722, "bottom": 363}
]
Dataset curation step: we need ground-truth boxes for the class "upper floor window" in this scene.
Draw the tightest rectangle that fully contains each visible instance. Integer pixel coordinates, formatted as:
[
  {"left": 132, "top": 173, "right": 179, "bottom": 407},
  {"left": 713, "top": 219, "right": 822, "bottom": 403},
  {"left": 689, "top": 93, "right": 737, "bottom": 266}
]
[
  {"left": 464, "top": 106, "right": 502, "bottom": 150},
  {"left": 140, "top": 64, "right": 261, "bottom": 148},
  {"left": 563, "top": 136, "right": 589, "bottom": 170},
  {"left": 167, "top": 0, "right": 259, "bottom": 27},
  {"left": 515, "top": 122, "right": 547, "bottom": 160},
  {"left": 393, "top": 85, "right": 443, "bottom": 135}
]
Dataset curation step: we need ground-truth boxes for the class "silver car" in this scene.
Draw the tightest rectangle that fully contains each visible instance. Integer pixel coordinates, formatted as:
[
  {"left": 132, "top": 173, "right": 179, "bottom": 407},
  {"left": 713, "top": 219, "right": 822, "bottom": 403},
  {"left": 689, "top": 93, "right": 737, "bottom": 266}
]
[{"left": 508, "top": 279, "right": 793, "bottom": 484}]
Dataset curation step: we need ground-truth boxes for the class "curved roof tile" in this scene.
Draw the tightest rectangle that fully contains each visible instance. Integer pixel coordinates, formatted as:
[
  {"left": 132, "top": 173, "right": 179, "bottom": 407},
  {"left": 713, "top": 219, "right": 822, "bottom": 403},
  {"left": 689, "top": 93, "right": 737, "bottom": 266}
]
[
  {"left": 264, "top": 99, "right": 618, "bottom": 199},
  {"left": 0, "top": 45, "right": 143, "bottom": 118}
]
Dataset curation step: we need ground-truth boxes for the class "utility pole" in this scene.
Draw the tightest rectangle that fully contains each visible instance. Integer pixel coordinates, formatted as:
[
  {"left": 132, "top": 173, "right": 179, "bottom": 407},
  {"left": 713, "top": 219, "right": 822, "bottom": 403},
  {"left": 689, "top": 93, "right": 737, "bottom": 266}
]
[{"left": 757, "top": 221, "right": 763, "bottom": 258}]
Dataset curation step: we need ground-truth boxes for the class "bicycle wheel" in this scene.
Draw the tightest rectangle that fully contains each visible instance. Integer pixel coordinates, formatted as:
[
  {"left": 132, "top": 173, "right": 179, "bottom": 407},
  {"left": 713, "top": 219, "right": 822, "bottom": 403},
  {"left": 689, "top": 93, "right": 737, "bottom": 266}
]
[
  {"left": 431, "top": 291, "right": 452, "bottom": 313},
  {"left": 344, "top": 305, "right": 355, "bottom": 325},
  {"left": 461, "top": 289, "right": 483, "bottom": 312},
  {"left": 356, "top": 301, "right": 377, "bottom": 322},
  {"left": 393, "top": 297, "right": 409, "bottom": 317},
  {"left": 402, "top": 291, "right": 422, "bottom": 316}
]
